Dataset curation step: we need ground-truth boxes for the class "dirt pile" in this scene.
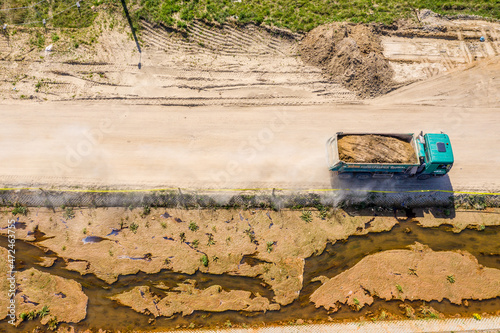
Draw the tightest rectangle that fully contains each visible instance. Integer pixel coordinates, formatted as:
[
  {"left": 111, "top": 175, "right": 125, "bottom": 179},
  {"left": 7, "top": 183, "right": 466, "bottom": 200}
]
[
  {"left": 311, "top": 243, "right": 500, "bottom": 312},
  {"left": 299, "top": 23, "right": 395, "bottom": 97},
  {"left": 0, "top": 248, "right": 88, "bottom": 325},
  {"left": 338, "top": 134, "right": 417, "bottom": 164}
]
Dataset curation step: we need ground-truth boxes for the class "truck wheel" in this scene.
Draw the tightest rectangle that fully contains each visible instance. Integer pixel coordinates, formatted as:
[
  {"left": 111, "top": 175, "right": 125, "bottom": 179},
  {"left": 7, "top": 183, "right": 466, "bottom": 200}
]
[
  {"left": 338, "top": 172, "right": 353, "bottom": 179},
  {"left": 395, "top": 174, "right": 409, "bottom": 180},
  {"left": 356, "top": 173, "right": 372, "bottom": 180},
  {"left": 417, "top": 174, "right": 431, "bottom": 180}
]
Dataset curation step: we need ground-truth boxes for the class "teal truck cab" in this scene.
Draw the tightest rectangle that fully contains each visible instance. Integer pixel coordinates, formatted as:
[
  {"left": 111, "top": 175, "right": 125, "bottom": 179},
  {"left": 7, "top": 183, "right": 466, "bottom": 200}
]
[{"left": 326, "top": 132, "right": 454, "bottom": 180}]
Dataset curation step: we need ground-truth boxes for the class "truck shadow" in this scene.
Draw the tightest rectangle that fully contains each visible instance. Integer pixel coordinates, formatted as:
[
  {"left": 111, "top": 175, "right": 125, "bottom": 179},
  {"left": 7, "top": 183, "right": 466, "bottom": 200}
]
[
  {"left": 329, "top": 172, "right": 454, "bottom": 193},
  {"left": 329, "top": 172, "right": 456, "bottom": 217},
  {"left": 342, "top": 206, "right": 457, "bottom": 219}
]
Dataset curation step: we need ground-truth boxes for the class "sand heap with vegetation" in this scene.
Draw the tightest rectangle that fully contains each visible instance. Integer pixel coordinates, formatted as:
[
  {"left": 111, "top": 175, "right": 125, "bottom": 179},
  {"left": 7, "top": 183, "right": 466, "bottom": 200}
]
[
  {"left": 311, "top": 243, "right": 500, "bottom": 312},
  {"left": 0, "top": 248, "right": 88, "bottom": 327}
]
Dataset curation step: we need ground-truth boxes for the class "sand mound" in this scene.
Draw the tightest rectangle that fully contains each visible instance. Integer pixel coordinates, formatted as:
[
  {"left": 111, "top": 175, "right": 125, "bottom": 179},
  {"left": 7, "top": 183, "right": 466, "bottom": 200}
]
[
  {"left": 338, "top": 135, "right": 417, "bottom": 164},
  {"left": 311, "top": 243, "right": 500, "bottom": 312},
  {"left": 300, "top": 23, "right": 395, "bottom": 97}
]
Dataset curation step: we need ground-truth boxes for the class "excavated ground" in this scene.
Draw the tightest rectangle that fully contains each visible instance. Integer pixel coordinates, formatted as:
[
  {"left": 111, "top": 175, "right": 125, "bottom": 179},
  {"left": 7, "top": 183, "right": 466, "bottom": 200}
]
[
  {"left": 1, "top": 10, "right": 499, "bottom": 104},
  {"left": 1, "top": 7, "right": 500, "bottom": 333}
]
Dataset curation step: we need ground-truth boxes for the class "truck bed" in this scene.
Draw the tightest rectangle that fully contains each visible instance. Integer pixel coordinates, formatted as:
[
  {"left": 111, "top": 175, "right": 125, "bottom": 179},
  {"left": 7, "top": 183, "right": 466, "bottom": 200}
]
[{"left": 337, "top": 134, "right": 418, "bottom": 164}]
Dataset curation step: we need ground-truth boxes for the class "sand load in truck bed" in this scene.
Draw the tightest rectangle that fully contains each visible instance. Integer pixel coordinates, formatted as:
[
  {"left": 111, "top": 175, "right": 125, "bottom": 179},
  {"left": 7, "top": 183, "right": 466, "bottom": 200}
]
[{"left": 338, "top": 135, "right": 418, "bottom": 164}]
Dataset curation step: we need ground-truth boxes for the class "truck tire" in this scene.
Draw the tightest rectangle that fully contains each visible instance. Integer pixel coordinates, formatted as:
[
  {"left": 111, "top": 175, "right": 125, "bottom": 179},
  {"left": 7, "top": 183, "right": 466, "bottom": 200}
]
[
  {"left": 338, "top": 172, "right": 353, "bottom": 179},
  {"left": 355, "top": 173, "right": 372, "bottom": 180},
  {"left": 417, "top": 174, "right": 431, "bottom": 180}
]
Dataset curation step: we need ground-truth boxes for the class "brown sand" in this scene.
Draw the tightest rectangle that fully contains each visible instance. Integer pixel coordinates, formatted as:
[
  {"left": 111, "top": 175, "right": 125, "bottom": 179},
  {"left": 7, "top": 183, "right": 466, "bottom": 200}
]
[
  {"left": 299, "top": 23, "right": 395, "bottom": 97},
  {"left": 0, "top": 248, "right": 87, "bottom": 325},
  {"left": 338, "top": 134, "right": 418, "bottom": 164},
  {"left": 110, "top": 282, "right": 280, "bottom": 318},
  {"left": 311, "top": 243, "right": 500, "bottom": 312}
]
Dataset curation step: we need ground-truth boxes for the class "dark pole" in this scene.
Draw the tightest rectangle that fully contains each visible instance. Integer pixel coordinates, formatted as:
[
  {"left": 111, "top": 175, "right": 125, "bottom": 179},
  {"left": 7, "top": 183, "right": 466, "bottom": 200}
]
[{"left": 119, "top": 0, "right": 142, "bottom": 68}]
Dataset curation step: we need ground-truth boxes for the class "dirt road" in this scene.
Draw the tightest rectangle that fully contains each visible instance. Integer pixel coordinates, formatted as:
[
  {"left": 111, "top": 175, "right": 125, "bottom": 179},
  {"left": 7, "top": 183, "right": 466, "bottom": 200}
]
[
  {"left": 1, "top": 82, "right": 499, "bottom": 193},
  {"left": 0, "top": 16, "right": 499, "bottom": 194}
]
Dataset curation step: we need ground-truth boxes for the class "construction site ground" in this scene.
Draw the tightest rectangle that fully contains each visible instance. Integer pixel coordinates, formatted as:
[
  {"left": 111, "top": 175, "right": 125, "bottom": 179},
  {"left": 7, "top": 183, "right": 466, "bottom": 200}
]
[
  {"left": 0, "top": 8, "right": 500, "bottom": 333},
  {"left": 0, "top": 12, "right": 499, "bottom": 193}
]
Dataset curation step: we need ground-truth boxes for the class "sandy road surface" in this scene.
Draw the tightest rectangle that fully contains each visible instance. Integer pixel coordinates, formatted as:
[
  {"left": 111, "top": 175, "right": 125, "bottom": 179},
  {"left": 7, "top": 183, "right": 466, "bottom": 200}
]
[
  {"left": 0, "top": 18, "right": 499, "bottom": 193},
  {"left": 0, "top": 95, "right": 499, "bottom": 192}
]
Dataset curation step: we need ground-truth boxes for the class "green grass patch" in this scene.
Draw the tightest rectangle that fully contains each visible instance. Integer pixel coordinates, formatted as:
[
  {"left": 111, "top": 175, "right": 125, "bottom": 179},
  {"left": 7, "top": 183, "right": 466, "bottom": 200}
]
[
  {"left": 0, "top": 0, "right": 98, "bottom": 28},
  {"left": 1, "top": 1, "right": 497, "bottom": 33},
  {"left": 130, "top": 0, "right": 500, "bottom": 32},
  {"left": 12, "top": 202, "right": 28, "bottom": 216}
]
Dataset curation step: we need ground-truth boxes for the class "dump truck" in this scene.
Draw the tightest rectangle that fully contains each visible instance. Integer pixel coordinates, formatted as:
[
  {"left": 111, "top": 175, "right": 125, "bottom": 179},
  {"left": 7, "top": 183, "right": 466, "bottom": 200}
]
[{"left": 326, "top": 132, "right": 454, "bottom": 180}]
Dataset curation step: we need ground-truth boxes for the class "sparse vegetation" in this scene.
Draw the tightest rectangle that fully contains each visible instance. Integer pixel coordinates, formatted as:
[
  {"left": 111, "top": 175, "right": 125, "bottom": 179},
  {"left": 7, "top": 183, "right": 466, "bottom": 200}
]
[
  {"left": 141, "top": 205, "right": 151, "bottom": 216},
  {"left": 200, "top": 254, "right": 209, "bottom": 267},
  {"left": 447, "top": 275, "right": 455, "bottom": 283},
  {"left": 161, "top": 222, "right": 167, "bottom": 229},
  {"left": 130, "top": 222, "right": 139, "bottom": 234},
  {"left": 12, "top": 202, "right": 28, "bottom": 216},
  {"left": 47, "top": 316, "right": 59, "bottom": 330},
  {"left": 300, "top": 210, "right": 312, "bottom": 223},
  {"left": 179, "top": 232, "right": 186, "bottom": 242},
  {"left": 192, "top": 239, "right": 199, "bottom": 248},
  {"left": 27, "top": 310, "right": 36, "bottom": 320},
  {"left": 266, "top": 241, "right": 274, "bottom": 253},
  {"left": 29, "top": 31, "right": 46, "bottom": 49},
  {"left": 462, "top": 194, "right": 489, "bottom": 210},
  {"left": 37, "top": 305, "right": 50, "bottom": 318},
  {"left": 244, "top": 227, "right": 257, "bottom": 244},
  {"left": 396, "top": 284, "right": 403, "bottom": 293},
  {"left": 420, "top": 306, "right": 439, "bottom": 319},
  {"left": 188, "top": 221, "right": 199, "bottom": 231},
  {"left": 318, "top": 207, "right": 328, "bottom": 220},
  {"left": 63, "top": 207, "right": 75, "bottom": 219},
  {"left": 207, "top": 233, "right": 215, "bottom": 246}
]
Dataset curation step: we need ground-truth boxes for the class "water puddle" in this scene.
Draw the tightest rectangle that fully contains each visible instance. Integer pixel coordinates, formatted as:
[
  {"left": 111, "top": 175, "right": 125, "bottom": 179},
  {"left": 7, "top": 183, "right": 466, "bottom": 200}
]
[
  {"left": 82, "top": 236, "right": 108, "bottom": 244},
  {"left": 1, "top": 218, "right": 499, "bottom": 331}
]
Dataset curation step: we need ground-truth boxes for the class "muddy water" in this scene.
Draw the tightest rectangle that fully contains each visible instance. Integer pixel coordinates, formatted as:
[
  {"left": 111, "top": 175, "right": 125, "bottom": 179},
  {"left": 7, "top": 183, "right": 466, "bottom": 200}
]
[{"left": 2, "top": 220, "right": 500, "bottom": 331}]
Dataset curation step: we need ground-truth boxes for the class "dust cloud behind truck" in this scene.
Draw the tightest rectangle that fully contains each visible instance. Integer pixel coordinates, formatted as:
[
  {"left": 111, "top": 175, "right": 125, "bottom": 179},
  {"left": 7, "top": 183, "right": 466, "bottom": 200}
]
[{"left": 326, "top": 132, "right": 454, "bottom": 180}]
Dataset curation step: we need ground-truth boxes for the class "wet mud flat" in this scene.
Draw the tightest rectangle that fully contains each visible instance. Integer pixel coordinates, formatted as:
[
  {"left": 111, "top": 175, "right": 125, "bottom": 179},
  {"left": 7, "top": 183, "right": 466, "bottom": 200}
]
[{"left": 0, "top": 206, "right": 499, "bottom": 331}]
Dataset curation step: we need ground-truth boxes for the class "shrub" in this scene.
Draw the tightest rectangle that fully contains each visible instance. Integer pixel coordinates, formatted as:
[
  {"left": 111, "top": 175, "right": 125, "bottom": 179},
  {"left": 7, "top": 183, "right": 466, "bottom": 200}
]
[
  {"left": 188, "top": 221, "right": 199, "bottom": 231},
  {"left": 300, "top": 210, "right": 312, "bottom": 223},
  {"left": 12, "top": 203, "right": 28, "bottom": 216},
  {"left": 200, "top": 254, "right": 209, "bottom": 267},
  {"left": 37, "top": 305, "right": 50, "bottom": 318},
  {"left": 63, "top": 207, "right": 75, "bottom": 219}
]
